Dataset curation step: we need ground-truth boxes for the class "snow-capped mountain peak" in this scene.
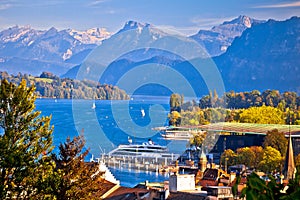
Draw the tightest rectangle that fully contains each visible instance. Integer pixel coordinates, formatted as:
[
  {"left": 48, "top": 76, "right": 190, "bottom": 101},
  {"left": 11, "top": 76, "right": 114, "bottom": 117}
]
[
  {"left": 0, "top": 25, "right": 43, "bottom": 44},
  {"left": 190, "top": 15, "right": 265, "bottom": 56},
  {"left": 68, "top": 28, "right": 111, "bottom": 45},
  {"left": 0, "top": 25, "right": 111, "bottom": 75},
  {"left": 117, "top": 20, "right": 152, "bottom": 34},
  {"left": 222, "top": 15, "right": 263, "bottom": 28}
]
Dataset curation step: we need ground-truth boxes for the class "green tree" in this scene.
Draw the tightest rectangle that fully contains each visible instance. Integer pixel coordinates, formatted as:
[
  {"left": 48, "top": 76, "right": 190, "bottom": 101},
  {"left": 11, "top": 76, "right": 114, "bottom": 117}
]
[
  {"left": 263, "top": 129, "right": 288, "bottom": 157},
  {"left": 283, "top": 92, "right": 297, "bottom": 109},
  {"left": 281, "top": 166, "right": 300, "bottom": 199},
  {"left": 241, "top": 172, "right": 284, "bottom": 200},
  {"left": 199, "top": 93, "right": 212, "bottom": 108},
  {"left": 0, "top": 79, "right": 53, "bottom": 199},
  {"left": 259, "top": 146, "right": 282, "bottom": 173},
  {"left": 240, "top": 166, "right": 300, "bottom": 200}
]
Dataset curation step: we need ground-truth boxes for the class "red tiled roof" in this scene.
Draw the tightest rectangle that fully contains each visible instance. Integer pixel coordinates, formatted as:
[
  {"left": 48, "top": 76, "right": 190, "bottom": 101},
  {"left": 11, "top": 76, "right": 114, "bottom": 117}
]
[
  {"left": 202, "top": 168, "right": 219, "bottom": 181},
  {"left": 96, "top": 180, "right": 117, "bottom": 197},
  {"left": 167, "top": 192, "right": 206, "bottom": 200},
  {"left": 105, "top": 186, "right": 149, "bottom": 200}
]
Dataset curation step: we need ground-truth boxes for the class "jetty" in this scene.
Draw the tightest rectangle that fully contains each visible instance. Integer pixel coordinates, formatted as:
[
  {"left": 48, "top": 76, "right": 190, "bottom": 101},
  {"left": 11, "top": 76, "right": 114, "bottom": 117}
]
[{"left": 101, "top": 154, "right": 177, "bottom": 172}]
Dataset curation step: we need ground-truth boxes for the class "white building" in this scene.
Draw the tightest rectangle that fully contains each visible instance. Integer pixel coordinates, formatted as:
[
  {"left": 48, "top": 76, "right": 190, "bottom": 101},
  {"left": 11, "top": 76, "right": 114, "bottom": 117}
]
[{"left": 169, "top": 174, "right": 195, "bottom": 192}]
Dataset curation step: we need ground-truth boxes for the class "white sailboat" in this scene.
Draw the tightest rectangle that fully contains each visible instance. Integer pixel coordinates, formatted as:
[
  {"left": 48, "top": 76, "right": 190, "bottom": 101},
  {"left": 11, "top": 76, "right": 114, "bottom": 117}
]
[
  {"left": 141, "top": 108, "right": 145, "bottom": 117},
  {"left": 92, "top": 102, "right": 96, "bottom": 109}
]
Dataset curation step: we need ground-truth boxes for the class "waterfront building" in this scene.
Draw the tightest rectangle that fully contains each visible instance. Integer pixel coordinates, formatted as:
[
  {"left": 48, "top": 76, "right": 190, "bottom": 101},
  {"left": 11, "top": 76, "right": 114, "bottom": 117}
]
[
  {"left": 188, "top": 122, "right": 300, "bottom": 158},
  {"left": 169, "top": 174, "right": 196, "bottom": 192},
  {"left": 206, "top": 186, "right": 234, "bottom": 200}
]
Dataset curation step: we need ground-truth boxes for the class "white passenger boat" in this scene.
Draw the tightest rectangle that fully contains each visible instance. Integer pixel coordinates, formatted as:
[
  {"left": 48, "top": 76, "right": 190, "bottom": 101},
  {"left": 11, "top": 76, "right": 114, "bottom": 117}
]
[
  {"left": 161, "top": 126, "right": 193, "bottom": 140},
  {"left": 160, "top": 126, "right": 205, "bottom": 140},
  {"left": 107, "top": 139, "right": 179, "bottom": 160}
]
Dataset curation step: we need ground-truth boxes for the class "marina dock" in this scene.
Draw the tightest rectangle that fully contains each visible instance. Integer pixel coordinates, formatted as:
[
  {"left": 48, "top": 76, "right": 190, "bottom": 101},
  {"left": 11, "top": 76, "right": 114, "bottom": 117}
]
[{"left": 101, "top": 154, "right": 178, "bottom": 172}]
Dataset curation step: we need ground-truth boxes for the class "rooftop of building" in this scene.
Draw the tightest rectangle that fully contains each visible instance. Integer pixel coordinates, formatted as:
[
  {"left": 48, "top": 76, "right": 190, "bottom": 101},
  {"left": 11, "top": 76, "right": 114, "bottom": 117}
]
[
  {"left": 175, "top": 122, "right": 300, "bottom": 136},
  {"left": 167, "top": 191, "right": 206, "bottom": 200}
]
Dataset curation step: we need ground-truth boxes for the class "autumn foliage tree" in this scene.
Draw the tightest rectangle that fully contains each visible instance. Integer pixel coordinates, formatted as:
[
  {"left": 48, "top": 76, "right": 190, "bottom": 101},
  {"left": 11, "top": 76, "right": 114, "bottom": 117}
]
[
  {"left": 51, "top": 135, "right": 103, "bottom": 199},
  {"left": 239, "top": 105, "right": 285, "bottom": 124},
  {"left": 221, "top": 149, "right": 237, "bottom": 167},
  {"left": 168, "top": 111, "right": 181, "bottom": 126},
  {"left": 169, "top": 93, "right": 183, "bottom": 126},
  {"left": 236, "top": 147, "right": 255, "bottom": 168},
  {"left": 263, "top": 129, "right": 288, "bottom": 157},
  {"left": 259, "top": 146, "right": 282, "bottom": 173},
  {"left": 169, "top": 93, "right": 183, "bottom": 113},
  {"left": 189, "top": 131, "right": 207, "bottom": 148},
  {"left": 250, "top": 146, "right": 264, "bottom": 169}
]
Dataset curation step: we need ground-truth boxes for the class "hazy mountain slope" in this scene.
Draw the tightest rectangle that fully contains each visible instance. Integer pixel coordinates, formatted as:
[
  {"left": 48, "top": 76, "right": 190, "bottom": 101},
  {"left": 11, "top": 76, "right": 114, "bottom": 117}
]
[
  {"left": 1, "top": 16, "right": 300, "bottom": 95},
  {"left": 190, "top": 15, "right": 265, "bottom": 57},
  {"left": 63, "top": 17, "right": 300, "bottom": 95},
  {"left": 62, "top": 20, "right": 207, "bottom": 80},
  {"left": 215, "top": 16, "right": 300, "bottom": 93},
  {"left": 0, "top": 26, "right": 111, "bottom": 75}
]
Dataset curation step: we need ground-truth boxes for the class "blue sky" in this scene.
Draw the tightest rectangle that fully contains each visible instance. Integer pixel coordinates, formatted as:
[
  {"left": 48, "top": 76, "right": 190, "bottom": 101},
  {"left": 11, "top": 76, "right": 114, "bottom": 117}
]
[{"left": 0, "top": 0, "right": 299, "bottom": 35}]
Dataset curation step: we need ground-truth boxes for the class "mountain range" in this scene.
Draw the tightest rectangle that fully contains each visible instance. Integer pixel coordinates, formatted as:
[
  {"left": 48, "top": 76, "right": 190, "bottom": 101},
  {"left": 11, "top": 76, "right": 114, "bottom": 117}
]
[
  {"left": 0, "top": 16, "right": 260, "bottom": 76},
  {"left": 0, "top": 26, "right": 110, "bottom": 75},
  {"left": 0, "top": 16, "right": 299, "bottom": 95},
  {"left": 190, "top": 15, "right": 265, "bottom": 56},
  {"left": 215, "top": 16, "right": 300, "bottom": 93}
]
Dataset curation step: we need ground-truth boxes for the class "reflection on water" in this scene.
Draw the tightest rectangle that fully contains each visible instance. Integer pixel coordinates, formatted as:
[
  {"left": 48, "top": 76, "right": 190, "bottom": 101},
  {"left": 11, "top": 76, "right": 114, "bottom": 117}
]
[
  {"left": 109, "top": 167, "right": 170, "bottom": 187},
  {"left": 35, "top": 97, "right": 189, "bottom": 186}
]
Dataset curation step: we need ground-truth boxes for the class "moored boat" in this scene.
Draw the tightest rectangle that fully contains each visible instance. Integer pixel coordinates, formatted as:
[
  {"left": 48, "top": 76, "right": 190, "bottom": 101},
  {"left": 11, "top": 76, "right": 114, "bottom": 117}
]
[
  {"left": 107, "top": 139, "right": 179, "bottom": 160},
  {"left": 160, "top": 126, "right": 205, "bottom": 140}
]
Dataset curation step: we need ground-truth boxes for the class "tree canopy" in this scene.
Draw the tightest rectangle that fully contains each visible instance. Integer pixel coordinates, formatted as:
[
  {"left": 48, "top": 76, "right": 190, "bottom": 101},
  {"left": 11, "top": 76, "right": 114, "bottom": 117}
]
[
  {"left": 263, "top": 129, "right": 288, "bottom": 157},
  {"left": 259, "top": 146, "right": 282, "bottom": 173},
  {"left": 239, "top": 105, "right": 285, "bottom": 124},
  {"left": 241, "top": 166, "right": 300, "bottom": 200},
  {"left": 0, "top": 79, "right": 53, "bottom": 198},
  {"left": 169, "top": 93, "right": 183, "bottom": 113},
  {"left": 168, "top": 111, "right": 181, "bottom": 126},
  {"left": 50, "top": 135, "right": 104, "bottom": 199},
  {"left": 199, "top": 89, "right": 300, "bottom": 110},
  {"left": 0, "top": 79, "right": 104, "bottom": 199},
  {"left": 0, "top": 71, "right": 129, "bottom": 100}
]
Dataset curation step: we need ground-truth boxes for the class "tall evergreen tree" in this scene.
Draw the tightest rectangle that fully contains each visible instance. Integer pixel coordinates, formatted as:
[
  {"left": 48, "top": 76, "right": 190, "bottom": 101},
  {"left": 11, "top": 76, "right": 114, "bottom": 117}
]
[{"left": 0, "top": 79, "right": 53, "bottom": 199}]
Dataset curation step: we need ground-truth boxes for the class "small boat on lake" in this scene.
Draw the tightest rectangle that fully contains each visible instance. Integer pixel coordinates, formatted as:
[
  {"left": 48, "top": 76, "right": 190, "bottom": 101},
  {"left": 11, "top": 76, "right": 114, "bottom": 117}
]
[
  {"left": 160, "top": 126, "right": 205, "bottom": 140},
  {"left": 161, "top": 126, "right": 193, "bottom": 140},
  {"left": 141, "top": 108, "right": 145, "bottom": 118}
]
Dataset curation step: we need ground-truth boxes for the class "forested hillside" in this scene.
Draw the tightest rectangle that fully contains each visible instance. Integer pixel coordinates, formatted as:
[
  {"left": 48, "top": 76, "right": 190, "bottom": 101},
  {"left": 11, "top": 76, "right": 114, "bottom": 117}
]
[
  {"left": 0, "top": 71, "right": 129, "bottom": 100},
  {"left": 170, "top": 90, "right": 300, "bottom": 126},
  {"left": 198, "top": 89, "right": 300, "bottom": 109}
]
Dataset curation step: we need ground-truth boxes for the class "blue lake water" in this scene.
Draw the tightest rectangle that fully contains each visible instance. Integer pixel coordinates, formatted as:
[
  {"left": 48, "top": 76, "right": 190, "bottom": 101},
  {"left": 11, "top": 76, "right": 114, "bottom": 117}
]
[{"left": 35, "top": 96, "right": 188, "bottom": 187}]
